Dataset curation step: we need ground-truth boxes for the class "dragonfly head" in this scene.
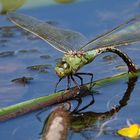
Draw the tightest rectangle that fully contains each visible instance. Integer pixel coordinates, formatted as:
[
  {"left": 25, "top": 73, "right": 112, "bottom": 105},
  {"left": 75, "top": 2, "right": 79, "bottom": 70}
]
[{"left": 55, "top": 60, "right": 72, "bottom": 78}]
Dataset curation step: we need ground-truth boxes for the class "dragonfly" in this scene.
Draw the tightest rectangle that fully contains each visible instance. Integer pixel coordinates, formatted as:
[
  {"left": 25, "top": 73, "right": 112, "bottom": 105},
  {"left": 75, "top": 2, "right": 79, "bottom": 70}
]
[{"left": 7, "top": 12, "right": 138, "bottom": 91}]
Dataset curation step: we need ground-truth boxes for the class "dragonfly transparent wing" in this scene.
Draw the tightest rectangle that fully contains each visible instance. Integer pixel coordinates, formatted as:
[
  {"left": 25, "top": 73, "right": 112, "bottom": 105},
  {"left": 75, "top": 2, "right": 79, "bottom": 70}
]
[
  {"left": 80, "top": 15, "right": 140, "bottom": 51},
  {"left": 7, "top": 12, "right": 88, "bottom": 53}
]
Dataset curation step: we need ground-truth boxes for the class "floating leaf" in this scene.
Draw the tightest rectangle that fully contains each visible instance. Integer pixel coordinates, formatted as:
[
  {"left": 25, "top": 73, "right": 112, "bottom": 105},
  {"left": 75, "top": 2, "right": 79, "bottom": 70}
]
[
  {"left": 117, "top": 124, "right": 140, "bottom": 139},
  {"left": 18, "top": 49, "right": 28, "bottom": 53},
  {"left": 27, "top": 64, "right": 51, "bottom": 73},
  {"left": 102, "top": 54, "right": 117, "bottom": 62},
  {"left": 40, "top": 55, "right": 51, "bottom": 59},
  {"left": 18, "top": 49, "right": 39, "bottom": 53},
  {"left": 0, "top": 51, "right": 15, "bottom": 57}
]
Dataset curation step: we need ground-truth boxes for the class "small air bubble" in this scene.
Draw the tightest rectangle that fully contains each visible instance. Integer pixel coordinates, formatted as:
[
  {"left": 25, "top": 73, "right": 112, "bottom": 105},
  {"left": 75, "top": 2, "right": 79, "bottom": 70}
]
[
  {"left": 77, "top": 91, "right": 80, "bottom": 95},
  {"left": 63, "top": 63, "right": 67, "bottom": 68}
]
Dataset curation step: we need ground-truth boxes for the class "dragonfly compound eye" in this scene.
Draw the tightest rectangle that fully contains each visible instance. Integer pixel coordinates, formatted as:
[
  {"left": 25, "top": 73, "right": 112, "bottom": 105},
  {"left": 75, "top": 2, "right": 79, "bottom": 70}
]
[{"left": 55, "top": 61, "right": 72, "bottom": 78}]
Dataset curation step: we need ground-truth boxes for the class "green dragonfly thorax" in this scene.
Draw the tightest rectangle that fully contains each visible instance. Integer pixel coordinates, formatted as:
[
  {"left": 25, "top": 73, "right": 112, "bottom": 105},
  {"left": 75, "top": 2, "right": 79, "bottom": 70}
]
[{"left": 55, "top": 50, "right": 98, "bottom": 78}]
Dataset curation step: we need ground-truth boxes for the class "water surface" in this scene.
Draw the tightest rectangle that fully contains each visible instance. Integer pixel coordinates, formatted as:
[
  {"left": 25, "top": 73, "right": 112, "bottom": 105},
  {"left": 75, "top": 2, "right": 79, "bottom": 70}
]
[{"left": 0, "top": 0, "right": 140, "bottom": 140}]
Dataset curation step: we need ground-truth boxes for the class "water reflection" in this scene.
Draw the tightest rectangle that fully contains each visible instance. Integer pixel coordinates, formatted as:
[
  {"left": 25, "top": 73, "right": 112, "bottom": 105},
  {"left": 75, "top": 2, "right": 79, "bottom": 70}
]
[
  {"left": 38, "top": 77, "right": 137, "bottom": 139},
  {"left": 39, "top": 76, "right": 138, "bottom": 140},
  {"left": 70, "top": 76, "right": 138, "bottom": 139}
]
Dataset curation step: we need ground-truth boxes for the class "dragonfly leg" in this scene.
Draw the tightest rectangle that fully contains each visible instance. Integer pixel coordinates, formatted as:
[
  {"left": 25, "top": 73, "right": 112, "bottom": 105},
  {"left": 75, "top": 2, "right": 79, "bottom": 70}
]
[
  {"left": 70, "top": 75, "right": 80, "bottom": 89},
  {"left": 76, "top": 72, "right": 94, "bottom": 89},
  {"left": 72, "top": 97, "right": 82, "bottom": 113},
  {"left": 54, "top": 77, "right": 63, "bottom": 92},
  {"left": 76, "top": 93, "right": 94, "bottom": 113},
  {"left": 74, "top": 74, "right": 83, "bottom": 85},
  {"left": 36, "top": 107, "right": 50, "bottom": 122},
  {"left": 67, "top": 75, "right": 71, "bottom": 90}
]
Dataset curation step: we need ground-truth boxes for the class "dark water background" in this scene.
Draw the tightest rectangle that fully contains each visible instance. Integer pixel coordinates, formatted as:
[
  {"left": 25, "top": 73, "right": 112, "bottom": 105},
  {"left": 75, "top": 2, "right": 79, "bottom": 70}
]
[{"left": 0, "top": 0, "right": 140, "bottom": 139}]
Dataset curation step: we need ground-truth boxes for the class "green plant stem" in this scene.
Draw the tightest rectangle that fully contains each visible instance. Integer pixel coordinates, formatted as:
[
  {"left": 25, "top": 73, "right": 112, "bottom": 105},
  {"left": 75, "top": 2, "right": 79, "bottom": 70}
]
[{"left": 0, "top": 69, "right": 140, "bottom": 121}]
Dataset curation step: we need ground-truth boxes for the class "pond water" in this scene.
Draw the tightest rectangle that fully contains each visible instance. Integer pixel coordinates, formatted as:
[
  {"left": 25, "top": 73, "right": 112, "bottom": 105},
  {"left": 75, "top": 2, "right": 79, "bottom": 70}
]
[{"left": 0, "top": 0, "right": 140, "bottom": 140}]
